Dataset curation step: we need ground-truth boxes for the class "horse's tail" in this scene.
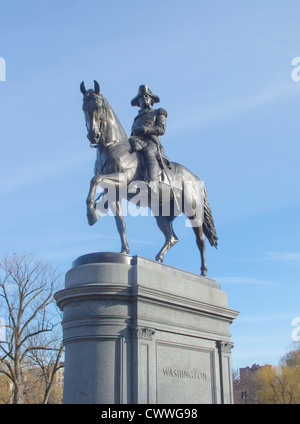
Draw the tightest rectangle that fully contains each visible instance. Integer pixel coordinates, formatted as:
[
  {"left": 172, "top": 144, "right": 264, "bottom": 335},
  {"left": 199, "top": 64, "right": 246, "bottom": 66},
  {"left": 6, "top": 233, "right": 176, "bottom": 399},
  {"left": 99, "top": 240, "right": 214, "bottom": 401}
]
[{"left": 203, "top": 187, "right": 218, "bottom": 248}]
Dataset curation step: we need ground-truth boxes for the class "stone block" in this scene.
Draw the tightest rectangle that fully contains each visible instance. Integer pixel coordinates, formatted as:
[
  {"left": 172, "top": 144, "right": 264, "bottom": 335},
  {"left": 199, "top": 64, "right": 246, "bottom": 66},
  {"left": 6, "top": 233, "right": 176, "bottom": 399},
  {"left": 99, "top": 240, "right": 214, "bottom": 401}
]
[{"left": 55, "top": 252, "right": 239, "bottom": 404}]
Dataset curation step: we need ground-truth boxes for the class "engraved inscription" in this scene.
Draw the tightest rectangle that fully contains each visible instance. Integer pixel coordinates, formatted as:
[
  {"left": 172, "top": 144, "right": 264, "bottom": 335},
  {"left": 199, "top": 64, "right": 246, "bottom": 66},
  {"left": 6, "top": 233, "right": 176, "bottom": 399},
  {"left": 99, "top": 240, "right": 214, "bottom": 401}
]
[
  {"left": 157, "top": 343, "right": 215, "bottom": 403},
  {"left": 162, "top": 368, "right": 207, "bottom": 380}
]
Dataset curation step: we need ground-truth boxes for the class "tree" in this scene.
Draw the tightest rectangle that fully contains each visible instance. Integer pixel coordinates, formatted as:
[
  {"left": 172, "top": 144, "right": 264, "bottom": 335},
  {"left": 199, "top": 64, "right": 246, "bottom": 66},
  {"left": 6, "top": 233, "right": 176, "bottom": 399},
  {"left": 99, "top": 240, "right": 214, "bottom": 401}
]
[
  {"left": 232, "top": 368, "right": 242, "bottom": 404},
  {"left": 0, "top": 253, "right": 63, "bottom": 404},
  {"left": 0, "top": 373, "right": 11, "bottom": 403},
  {"left": 255, "top": 346, "right": 300, "bottom": 404},
  {"left": 280, "top": 343, "right": 300, "bottom": 368},
  {"left": 27, "top": 330, "right": 64, "bottom": 404},
  {"left": 256, "top": 365, "right": 300, "bottom": 404}
]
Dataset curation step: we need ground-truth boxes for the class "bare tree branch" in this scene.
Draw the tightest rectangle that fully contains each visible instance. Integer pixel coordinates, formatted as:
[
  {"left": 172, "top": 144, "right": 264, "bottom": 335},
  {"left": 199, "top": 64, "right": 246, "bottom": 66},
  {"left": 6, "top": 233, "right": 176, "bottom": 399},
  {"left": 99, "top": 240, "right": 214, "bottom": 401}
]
[{"left": 0, "top": 253, "right": 64, "bottom": 404}]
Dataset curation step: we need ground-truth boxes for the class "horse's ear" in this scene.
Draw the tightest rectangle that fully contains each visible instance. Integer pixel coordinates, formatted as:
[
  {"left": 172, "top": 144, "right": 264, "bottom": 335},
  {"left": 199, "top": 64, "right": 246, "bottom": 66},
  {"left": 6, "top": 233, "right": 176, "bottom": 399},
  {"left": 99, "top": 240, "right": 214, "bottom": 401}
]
[
  {"left": 80, "top": 81, "right": 87, "bottom": 95},
  {"left": 94, "top": 80, "right": 100, "bottom": 95}
]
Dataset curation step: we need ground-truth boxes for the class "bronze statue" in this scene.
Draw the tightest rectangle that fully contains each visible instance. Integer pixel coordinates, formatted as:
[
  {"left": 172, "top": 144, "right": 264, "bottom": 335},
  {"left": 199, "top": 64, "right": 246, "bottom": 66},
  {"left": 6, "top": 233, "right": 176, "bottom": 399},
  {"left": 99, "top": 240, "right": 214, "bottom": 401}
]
[
  {"left": 130, "top": 85, "right": 169, "bottom": 193},
  {"left": 80, "top": 80, "right": 217, "bottom": 276}
]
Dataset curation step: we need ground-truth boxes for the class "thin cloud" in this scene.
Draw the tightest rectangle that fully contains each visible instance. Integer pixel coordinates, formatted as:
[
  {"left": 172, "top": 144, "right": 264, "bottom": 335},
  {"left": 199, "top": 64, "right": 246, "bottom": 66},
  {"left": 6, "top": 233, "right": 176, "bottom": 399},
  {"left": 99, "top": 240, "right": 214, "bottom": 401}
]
[
  {"left": 237, "top": 313, "right": 298, "bottom": 324},
  {"left": 263, "top": 251, "right": 300, "bottom": 263},
  {"left": 128, "top": 237, "right": 161, "bottom": 247},
  {"left": 170, "top": 79, "right": 300, "bottom": 134},
  {"left": 0, "top": 153, "right": 90, "bottom": 196},
  {"left": 216, "top": 276, "right": 274, "bottom": 286}
]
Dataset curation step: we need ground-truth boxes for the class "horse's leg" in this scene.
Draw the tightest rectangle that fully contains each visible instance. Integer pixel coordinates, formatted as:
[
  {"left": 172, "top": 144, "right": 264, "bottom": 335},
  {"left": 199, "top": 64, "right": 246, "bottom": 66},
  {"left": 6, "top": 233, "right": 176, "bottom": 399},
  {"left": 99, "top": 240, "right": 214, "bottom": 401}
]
[
  {"left": 110, "top": 200, "right": 130, "bottom": 254},
  {"left": 190, "top": 222, "right": 207, "bottom": 276},
  {"left": 154, "top": 215, "right": 178, "bottom": 262},
  {"left": 182, "top": 177, "right": 207, "bottom": 276},
  {"left": 86, "top": 177, "right": 100, "bottom": 226},
  {"left": 86, "top": 172, "right": 127, "bottom": 226}
]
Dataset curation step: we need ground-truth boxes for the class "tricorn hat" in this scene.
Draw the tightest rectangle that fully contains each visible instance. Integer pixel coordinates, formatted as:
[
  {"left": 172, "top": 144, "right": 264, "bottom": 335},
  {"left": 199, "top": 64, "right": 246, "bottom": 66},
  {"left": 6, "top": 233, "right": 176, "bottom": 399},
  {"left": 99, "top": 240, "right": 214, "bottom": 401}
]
[{"left": 131, "top": 84, "right": 160, "bottom": 107}]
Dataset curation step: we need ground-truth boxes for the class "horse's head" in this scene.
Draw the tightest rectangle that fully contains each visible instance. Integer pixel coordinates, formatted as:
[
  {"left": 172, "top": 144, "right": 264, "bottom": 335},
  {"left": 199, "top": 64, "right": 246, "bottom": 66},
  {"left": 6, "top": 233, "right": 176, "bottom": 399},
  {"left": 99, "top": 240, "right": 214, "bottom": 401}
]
[{"left": 80, "top": 80, "right": 106, "bottom": 146}]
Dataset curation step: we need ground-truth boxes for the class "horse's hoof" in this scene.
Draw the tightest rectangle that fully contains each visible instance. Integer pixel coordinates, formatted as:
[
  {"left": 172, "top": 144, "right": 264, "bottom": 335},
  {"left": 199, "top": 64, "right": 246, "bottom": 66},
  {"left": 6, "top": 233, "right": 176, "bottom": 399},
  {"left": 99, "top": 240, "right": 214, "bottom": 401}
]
[
  {"left": 121, "top": 248, "right": 130, "bottom": 254},
  {"left": 87, "top": 210, "right": 99, "bottom": 226},
  {"left": 201, "top": 269, "right": 207, "bottom": 277}
]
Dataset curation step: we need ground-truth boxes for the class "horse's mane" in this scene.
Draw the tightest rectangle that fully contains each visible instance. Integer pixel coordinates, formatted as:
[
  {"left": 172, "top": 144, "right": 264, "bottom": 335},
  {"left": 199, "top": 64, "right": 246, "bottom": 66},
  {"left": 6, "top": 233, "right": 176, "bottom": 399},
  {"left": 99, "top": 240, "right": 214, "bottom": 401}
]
[{"left": 102, "top": 96, "right": 127, "bottom": 141}]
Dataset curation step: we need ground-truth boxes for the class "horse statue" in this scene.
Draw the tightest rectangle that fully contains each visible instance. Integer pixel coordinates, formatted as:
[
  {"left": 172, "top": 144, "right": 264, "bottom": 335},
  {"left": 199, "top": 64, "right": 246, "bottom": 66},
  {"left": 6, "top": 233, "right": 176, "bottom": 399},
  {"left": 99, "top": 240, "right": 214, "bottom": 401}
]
[{"left": 80, "top": 80, "right": 218, "bottom": 276}]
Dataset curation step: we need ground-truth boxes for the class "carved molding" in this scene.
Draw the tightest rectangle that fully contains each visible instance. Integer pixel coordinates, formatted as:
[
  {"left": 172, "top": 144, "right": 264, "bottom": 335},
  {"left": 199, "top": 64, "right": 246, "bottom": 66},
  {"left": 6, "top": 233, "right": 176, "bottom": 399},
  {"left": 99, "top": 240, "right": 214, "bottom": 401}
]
[
  {"left": 216, "top": 340, "right": 234, "bottom": 353},
  {"left": 132, "top": 326, "right": 156, "bottom": 340}
]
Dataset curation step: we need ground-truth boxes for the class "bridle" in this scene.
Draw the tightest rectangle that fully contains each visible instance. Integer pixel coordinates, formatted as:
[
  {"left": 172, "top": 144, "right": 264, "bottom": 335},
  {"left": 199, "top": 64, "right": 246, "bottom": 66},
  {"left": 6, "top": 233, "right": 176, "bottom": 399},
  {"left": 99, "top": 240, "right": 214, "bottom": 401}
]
[
  {"left": 83, "top": 88, "right": 124, "bottom": 150},
  {"left": 90, "top": 139, "right": 121, "bottom": 149}
]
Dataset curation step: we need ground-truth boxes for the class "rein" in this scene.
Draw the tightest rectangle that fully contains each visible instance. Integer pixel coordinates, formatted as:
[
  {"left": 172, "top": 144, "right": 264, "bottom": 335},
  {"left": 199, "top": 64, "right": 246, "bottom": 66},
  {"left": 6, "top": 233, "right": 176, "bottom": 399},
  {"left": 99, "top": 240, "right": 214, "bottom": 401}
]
[{"left": 90, "top": 138, "right": 121, "bottom": 149}]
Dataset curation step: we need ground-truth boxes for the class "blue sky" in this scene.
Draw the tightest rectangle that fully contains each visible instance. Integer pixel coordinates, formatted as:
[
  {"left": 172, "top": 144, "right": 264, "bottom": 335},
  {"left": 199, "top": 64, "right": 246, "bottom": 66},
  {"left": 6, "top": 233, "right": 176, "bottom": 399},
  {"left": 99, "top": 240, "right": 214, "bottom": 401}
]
[{"left": 1, "top": 0, "right": 300, "bottom": 371}]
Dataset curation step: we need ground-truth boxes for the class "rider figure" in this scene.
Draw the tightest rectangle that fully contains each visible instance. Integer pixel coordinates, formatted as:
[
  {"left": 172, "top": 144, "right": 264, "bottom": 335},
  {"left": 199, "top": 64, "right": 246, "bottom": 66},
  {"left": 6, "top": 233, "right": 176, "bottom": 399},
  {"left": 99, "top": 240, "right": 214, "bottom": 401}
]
[{"left": 130, "top": 84, "right": 168, "bottom": 192}]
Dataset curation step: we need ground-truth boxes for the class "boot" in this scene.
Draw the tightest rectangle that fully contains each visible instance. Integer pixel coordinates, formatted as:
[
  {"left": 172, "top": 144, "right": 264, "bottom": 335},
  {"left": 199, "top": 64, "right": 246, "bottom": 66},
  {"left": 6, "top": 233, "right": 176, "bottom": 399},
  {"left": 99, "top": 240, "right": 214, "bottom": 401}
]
[{"left": 144, "top": 154, "right": 159, "bottom": 193}]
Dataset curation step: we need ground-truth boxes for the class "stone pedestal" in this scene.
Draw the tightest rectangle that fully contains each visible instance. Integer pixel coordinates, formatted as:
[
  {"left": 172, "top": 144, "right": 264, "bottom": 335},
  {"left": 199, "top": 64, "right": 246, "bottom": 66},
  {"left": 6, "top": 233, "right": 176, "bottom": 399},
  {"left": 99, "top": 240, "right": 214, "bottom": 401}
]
[{"left": 55, "top": 252, "right": 239, "bottom": 404}]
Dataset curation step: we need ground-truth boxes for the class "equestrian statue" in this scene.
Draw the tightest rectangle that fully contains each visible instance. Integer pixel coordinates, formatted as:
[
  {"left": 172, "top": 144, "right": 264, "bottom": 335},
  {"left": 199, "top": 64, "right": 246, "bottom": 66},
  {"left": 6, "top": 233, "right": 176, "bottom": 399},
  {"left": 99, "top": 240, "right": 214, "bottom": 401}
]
[{"left": 80, "top": 80, "right": 218, "bottom": 276}]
